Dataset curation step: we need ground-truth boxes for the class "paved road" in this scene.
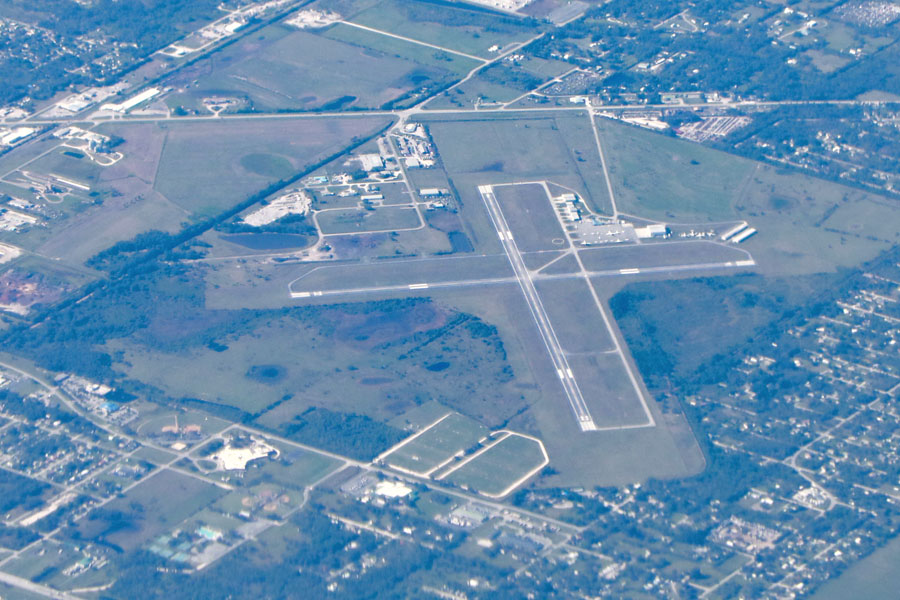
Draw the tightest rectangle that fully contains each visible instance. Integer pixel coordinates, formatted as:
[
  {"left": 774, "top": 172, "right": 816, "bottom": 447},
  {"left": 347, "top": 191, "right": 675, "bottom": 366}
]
[
  {"left": 0, "top": 571, "right": 79, "bottom": 600},
  {"left": 478, "top": 185, "right": 598, "bottom": 431}
]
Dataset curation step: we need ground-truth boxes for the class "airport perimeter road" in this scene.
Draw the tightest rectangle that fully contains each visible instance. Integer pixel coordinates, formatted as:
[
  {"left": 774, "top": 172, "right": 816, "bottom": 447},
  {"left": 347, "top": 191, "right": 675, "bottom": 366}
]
[{"left": 478, "top": 185, "right": 598, "bottom": 432}]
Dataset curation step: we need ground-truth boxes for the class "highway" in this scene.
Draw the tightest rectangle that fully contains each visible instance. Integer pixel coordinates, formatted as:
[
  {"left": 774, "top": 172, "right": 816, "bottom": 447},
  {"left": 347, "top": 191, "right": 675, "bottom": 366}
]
[{"left": 478, "top": 185, "right": 598, "bottom": 432}]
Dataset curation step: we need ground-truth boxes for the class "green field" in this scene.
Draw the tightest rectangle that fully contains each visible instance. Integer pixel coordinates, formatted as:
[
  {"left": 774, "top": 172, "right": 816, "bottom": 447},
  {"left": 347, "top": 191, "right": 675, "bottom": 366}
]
[
  {"left": 167, "top": 22, "right": 474, "bottom": 113},
  {"left": 148, "top": 117, "right": 390, "bottom": 217},
  {"left": 813, "top": 533, "right": 900, "bottom": 600},
  {"left": 242, "top": 443, "right": 344, "bottom": 489},
  {"left": 426, "top": 112, "right": 616, "bottom": 215},
  {"left": 381, "top": 412, "right": 489, "bottom": 476},
  {"left": 109, "top": 297, "right": 527, "bottom": 428},
  {"left": 320, "top": 22, "right": 480, "bottom": 77},
  {"left": 347, "top": 0, "right": 536, "bottom": 57},
  {"left": 77, "top": 470, "right": 225, "bottom": 552},
  {"left": 494, "top": 183, "right": 567, "bottom": 252},
  {"left": 445, "top": 433, "right": 546, "bottom": 498},
  {"left": 595, "top": 118, "right": 900, "bottom": 275},
  {"left": 533, "top": 277, "right": 616, "bottom": 354},
  {"left": 316, "top": 206, "right": 422, "bottom": 234}
]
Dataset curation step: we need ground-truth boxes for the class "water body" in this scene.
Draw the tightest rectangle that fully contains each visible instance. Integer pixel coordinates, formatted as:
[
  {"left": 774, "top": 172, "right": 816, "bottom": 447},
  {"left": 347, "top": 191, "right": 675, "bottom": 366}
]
[{"left": 814, "top": 534, "right": 900, "bottom": 599}]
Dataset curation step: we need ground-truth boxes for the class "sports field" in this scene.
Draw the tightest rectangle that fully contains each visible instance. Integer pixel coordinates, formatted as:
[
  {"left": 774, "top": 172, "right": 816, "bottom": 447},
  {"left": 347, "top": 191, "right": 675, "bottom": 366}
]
[
  {"left": 380, "top": 412, "right": 489, "bottom": 476},
  {"left": 444, "top": 433, "right": 547, "bottom": 498}
]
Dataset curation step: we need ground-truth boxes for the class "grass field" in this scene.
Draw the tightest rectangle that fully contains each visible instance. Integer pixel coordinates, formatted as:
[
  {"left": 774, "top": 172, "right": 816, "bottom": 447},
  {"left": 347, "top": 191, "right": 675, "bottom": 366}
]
[
  {"left": 150, "top": 117, "right": 389, "bottom": 217},
  {"left": 380, "top": 412, "right": 489, "bottom": 476},
  {"left": 569, "top": 351, "right": 651, "bottom": 428},
  {"left": 445, "top": 433, "right": 546, "bottom": 498},
  {"left": 20, "top": 148, "right": 104, "bottom": 187},
  {"left": 288, "top": 254, "right": 513, "bottom": 294},
  {"left": 111, "top": 299, "right": 527, "bottom": 427},
  {"left": 595, "top": 117, "right": 756, "bottom": 221},
  {"left": 242, "top": 442, "right": 344, "bottom": 489},
  {"left": 316, "top": 206, "right": 422, "bottom": 234},
  {"left": 533, "top": 277, "right": 616, "bottom": 354},
  {"left": 320, "top": 22, "right": 480, "bottom": 77},
  {"left": 77, "top": 469, "right": 225, "bottom": 552},
  {"left": 430, "top": 117, "right": 576, "bottom": 176},
  {"left": 427, "top": 112, "right": 615, "bottom": 215},
  {"left": 167, "top": 22, "right": 472, "bottom": 113},
  {"left": 595, "top": 117, "right": 900, "bottom": 275},
  {"left": 346, "top": 0, "right": 536, "bottom": 57},
  {"left": 578, "top": 240, "right": 750, "bottom": 273},
  {"left": 494, "top": 183, "right": 567, "bottom": 252},
  {"left": 812, "top": 532, "right": 900, "bottom": 600}
]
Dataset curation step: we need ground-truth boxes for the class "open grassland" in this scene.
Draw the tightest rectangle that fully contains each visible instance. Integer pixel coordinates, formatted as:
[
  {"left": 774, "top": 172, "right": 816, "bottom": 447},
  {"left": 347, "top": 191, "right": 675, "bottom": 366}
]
[
  {"left": 288, "top": 254, "right": 513, "bottom": 294},
  {"left": 494, "top": 183, "right": 566, "bottom": 252},
  {"left": 595, "top": 117, "right": 755, "bottom": 221},
  {"left": 595, "top": 118, "right": 900, "bottom": 275},
  {"left": 813, "top": 533, "right": 900, "bottom": 600},
  {"left": 445, "top": 433, "right": 546, "bottom": 497},
  {"left": 76, "top": 470, "right": 225, "bottom": 552},
  {"left": 346, "top": 0, "right": 537, "bottom": 57},
  {"left": 150, "top": 116, "right": 390, "bottom": 217},
  {"left": 167, "top": 22, "right": 471, "bottom": 113},
  {"left": 241, "top": 443, "right": 344, "bottom": 489},
  {"left": 381, "top": 412, "right": 489, "bottom": 475},
  {"left": 569, "top": 351, "right": 651, "bottom": 428},
  {"left": 320, "top": 22, "right": 480, "bottom": 76},
  {"left": 108, "top": 297, "right": 527, "bottom": 428},
  {"left": 316, "top": 206, "right": 421, "bottom": 234},
  {"left": 20, "top": 148, "right": 104, "bottom": 187},
  {"left": 427, "top": 112, "right": 615, "bottom": 215},
  {"left": 533, "top": 278, "right": 615, "bottom": 354}
]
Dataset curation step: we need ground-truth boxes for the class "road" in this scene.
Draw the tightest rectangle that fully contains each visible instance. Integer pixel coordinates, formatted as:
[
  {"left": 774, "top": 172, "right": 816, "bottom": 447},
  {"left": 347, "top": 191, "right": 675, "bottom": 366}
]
[
  {"left": 478, "top": 185, "right": 598, "bottom": 431},
  {"left": 0, "top": 571, "right": 79, "bottom": 600}
]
